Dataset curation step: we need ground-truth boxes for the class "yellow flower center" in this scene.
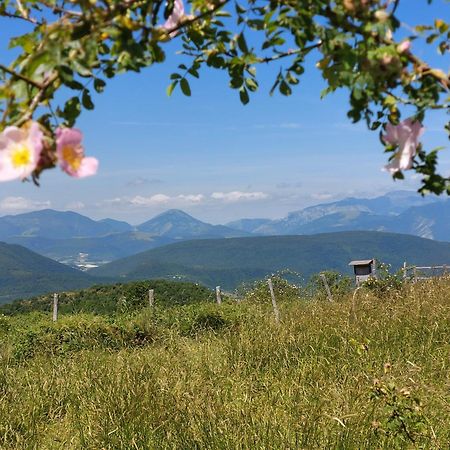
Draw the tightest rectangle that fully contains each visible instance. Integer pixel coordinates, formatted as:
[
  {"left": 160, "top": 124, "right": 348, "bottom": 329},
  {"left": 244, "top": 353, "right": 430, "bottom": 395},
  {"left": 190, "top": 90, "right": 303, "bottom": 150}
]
[
  {"left": 62, "top": 146, "right": 82, "bottom": 170},
  {"left": 11, "top": 145, "right": 32, "bottom": 168}
]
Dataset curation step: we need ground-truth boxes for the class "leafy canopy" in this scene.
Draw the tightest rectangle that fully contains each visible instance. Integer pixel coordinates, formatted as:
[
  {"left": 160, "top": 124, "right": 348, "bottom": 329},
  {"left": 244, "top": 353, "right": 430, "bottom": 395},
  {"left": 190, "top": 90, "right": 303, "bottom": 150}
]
[{"left": 0, "top": 0, "right": 449, "bottom": 193}]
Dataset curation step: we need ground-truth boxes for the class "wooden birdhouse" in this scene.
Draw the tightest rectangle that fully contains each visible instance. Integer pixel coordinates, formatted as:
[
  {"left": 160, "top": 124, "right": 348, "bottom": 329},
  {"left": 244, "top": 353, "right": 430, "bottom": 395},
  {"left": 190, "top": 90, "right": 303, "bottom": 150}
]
[{"left": 348, "top": 259, "right": 377, "bottom": 286}]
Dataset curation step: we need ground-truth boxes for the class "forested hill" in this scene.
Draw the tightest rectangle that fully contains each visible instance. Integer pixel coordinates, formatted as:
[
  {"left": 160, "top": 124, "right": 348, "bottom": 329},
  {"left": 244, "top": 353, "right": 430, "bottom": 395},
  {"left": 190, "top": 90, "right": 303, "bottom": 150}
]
[
  {"left": 0, "top": 242, "right": 96, "bottom": 303},
  {"left": 91, "top": 231, "right": 450, "bottom": 290}
]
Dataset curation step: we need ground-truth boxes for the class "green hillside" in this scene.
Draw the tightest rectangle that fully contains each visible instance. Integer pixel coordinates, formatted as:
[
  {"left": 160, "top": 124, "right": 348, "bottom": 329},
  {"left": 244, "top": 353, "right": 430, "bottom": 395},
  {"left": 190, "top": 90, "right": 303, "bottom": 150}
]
[
  {"left": 92, "top": 231, "right": 450, "bottom": 289},
  {"left": 0, "top": 242, "right": 96, "bottom": 303}
]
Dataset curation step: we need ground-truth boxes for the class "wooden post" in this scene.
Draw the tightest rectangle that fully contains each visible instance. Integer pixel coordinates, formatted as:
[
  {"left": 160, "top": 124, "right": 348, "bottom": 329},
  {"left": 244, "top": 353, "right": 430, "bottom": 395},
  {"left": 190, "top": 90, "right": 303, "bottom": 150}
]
[
  {"left": 413, "top": 266, "right": 417, "bottom": 282},
  {"left": 148, "top": 289, "right": 154, "bottom": 307},
  {"left": 403, "top": 261, "right": 407, "bottom": 280},
  {"left": 267, "top": 278, "right": 280, "bottom": 323},
  {"left": 52, "top": 293, "right": 58, "bottom": 322},
  {"left": 215, "top": 286, "right": 222, "bottom": 305},
  {"left": 319, "top": 273, "right": 333, "bottom": 302}
]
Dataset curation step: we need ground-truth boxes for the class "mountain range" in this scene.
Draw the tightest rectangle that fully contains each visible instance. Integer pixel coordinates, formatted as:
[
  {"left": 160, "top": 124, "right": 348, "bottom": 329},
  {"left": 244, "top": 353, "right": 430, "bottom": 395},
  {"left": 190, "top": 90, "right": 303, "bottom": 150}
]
[
  {"left": 0, "top": 209, "right": 249, "bottom": 267},
  {"left": 227, "top": 191, "right": 449, "bottom": 239},
  {"left": 0, "top": 191, "right": 448, "bottom": 269}
]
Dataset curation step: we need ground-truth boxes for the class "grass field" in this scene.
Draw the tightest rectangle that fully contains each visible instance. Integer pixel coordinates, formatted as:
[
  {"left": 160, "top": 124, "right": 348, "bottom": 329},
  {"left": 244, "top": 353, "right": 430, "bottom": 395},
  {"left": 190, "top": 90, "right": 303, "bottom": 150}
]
[{"left": 0, "top": 277, "right": 449, "bottom": 449}]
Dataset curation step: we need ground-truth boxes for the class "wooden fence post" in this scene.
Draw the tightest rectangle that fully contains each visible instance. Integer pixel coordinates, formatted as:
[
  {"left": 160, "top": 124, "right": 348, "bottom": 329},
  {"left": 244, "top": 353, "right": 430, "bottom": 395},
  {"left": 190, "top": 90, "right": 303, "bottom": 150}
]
[
  {"left": 319, "top": 273, "right": 333, "bottom": 302},
  {"left": 148, "top": 289, "right": 154, "bottom": 307},
  {"left": 215, "top": 286, "right": 222, "bottom": 305},
  {"left": 403, "top": 261, "right": 407, "bottom": 280},
  {"left": 52, "top": 293, "right": 58, "bottom": 322},
  {"left": 267, "top": 278, "right": 280, "bottom": 323}
]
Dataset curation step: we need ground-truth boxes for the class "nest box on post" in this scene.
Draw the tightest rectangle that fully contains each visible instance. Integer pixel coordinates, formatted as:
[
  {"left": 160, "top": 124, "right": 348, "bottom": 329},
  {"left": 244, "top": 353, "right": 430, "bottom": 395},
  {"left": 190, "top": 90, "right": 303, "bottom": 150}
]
[{"left": 348, "top": 259, "right": 377, "bottom": 286}]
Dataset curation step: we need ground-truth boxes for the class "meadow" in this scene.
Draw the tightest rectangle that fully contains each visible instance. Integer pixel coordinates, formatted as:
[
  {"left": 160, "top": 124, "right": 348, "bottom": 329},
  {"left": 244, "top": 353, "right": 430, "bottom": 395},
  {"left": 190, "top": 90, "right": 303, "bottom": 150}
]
[{"left": 0, "top": 277, "right": 449, "bottom": 449}]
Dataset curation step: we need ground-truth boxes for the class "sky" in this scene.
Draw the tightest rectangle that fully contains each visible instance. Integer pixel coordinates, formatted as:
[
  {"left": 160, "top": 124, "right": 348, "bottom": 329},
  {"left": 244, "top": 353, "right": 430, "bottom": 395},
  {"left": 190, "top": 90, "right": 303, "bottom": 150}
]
[{"left": 0, "top": 1, "right": 449, "bottom": 224}]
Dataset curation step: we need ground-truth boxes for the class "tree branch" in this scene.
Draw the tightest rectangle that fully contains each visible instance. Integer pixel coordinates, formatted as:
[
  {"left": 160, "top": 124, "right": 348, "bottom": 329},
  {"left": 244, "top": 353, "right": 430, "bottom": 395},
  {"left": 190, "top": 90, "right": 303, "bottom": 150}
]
[
  {"left": 163, "top": 0, "right": 231, "bottom": 37},
  {"left": 258, "top": 41, "right": 323, "bottom": 64},
  {"left": 14, "top": 73, "right": 58, "bottom": 127},
  {"left": 0, "top": 10, "right": 38, "bottom": 24},
  {"left": 0, "top": 64, "right": 44, "bottom": 89},
  {"left": 391, "top": 0, "right": 401, "bottom": 16},
  {"left": 326, "top": 6, "right": 449, "bottom": 91}
]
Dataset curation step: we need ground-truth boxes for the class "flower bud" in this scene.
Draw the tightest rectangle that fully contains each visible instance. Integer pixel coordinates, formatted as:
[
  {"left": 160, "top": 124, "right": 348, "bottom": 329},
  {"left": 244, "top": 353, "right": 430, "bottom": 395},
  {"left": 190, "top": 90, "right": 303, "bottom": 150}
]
[
  {"left": 397, "top": 40, "right": 411, "bottom": 53},
  {"left": 374, "top": 10, "right": 389, "bottom": 22}
]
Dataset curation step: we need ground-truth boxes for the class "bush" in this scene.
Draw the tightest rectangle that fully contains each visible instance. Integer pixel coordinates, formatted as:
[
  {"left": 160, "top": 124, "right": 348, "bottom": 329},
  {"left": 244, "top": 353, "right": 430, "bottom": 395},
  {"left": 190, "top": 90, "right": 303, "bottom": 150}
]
[
  {"left": 362, "top": 262, "right": 405, "bottom": 297},
  {"left": 243, "top": 274, "right": 301, "bottom": 303},
  {"left": 306, "top": 270, "right": 353, "bottom": 300},
  {"left": 0, "top": 279, "right": 215, "bottom": 316}
]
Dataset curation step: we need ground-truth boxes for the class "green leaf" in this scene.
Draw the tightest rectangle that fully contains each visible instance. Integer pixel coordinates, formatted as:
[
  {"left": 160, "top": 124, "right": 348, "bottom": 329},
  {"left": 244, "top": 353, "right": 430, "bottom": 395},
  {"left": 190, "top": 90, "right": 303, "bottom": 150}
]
[
  {"left": 61, "top": 97, "right": 81, "bottom": 127},
  {"left": 245, "top": 78, "right": 258, "bottom": 92},
  {"left": 237, "top": 33, "right": 249, "bottom": 54},
  {"left": 239, "top": 87, "right": 249, "bottom": 105},
  {"left": 82, "top": 89, "right": 95, "bottom": 110},
  {"left": 166, "top": 81, "right": 178, "bottom": 97},
  {"left": 188, "top": 67, "right": 200, "bottom": 79},
  {"left": 180, "top": 78, "right": 191, "bottom": 96},
  {"left": 93, "top": 78, "right": 106, "bottom": 93},
  {"left": 279, "top": 81, "right": 292, "bottom": 96},
  {"left": 72, "top": 22, "right": 92, "bottom": 40}
]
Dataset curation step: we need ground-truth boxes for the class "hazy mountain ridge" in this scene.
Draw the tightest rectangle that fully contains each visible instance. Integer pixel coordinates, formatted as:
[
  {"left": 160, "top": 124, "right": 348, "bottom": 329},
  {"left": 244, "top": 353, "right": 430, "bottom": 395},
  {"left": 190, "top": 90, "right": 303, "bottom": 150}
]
[
  {"left": 232, "top": 192, "right": 449, "bottom": 240},
  {"left": 0, "top": 209, "right": 249, "bottom": 266},
  {"left": 137, "top": 209, "right": 249, "bottom": 239},
  {"left": 0, "top": 191, "right": 447, "bottom": 270},
  {"left": 0, "top": 209, "right": 134, "bottom": 239}
]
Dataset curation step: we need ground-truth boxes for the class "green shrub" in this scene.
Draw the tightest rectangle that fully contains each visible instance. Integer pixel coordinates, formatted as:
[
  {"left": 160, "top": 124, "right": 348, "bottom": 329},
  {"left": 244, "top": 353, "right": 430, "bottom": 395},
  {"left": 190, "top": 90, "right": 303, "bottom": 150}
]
[
  {"left": 243, "top": 274, "right": 301, "bottom": 303},
  {"left": 0, "top": 279, "right": 215, "bottom": 316},
  {"left": 306, "top": 270, "right": 353, "bottom": 300},
  {"left": 362, "top": 262, "right": 405, "bottom": 297}
]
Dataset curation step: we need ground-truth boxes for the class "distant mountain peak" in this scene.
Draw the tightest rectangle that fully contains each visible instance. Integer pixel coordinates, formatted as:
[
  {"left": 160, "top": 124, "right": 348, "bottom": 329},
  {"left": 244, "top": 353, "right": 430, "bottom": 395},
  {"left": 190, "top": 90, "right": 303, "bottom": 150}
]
[
  {"left": 154, "top": 209, "right": 195, "bottom": 219},
  {"left": 137, "top": 209, "right": 248, "bottom": 239}
]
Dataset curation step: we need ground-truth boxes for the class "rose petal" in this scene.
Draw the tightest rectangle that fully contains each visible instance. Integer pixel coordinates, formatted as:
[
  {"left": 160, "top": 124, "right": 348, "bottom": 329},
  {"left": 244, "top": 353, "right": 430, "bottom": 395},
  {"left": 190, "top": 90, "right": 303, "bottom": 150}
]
[{"left": 71, "top": 156, "right": 99, "bottom": 178}]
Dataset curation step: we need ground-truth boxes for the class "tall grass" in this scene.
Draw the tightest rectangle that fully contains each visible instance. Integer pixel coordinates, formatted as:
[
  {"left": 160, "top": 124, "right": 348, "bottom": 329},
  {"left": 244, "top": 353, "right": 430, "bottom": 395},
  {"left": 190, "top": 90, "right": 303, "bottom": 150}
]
[{"left": 0, "top": 278, "right": 449, "bottom": 449}]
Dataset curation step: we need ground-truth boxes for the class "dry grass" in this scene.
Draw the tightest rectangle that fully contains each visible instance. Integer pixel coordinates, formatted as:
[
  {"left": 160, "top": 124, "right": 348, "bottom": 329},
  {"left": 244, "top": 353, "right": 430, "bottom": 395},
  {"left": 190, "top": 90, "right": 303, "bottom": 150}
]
[{"left": 0, "top": 278, "right": 449, "bottom": 449}]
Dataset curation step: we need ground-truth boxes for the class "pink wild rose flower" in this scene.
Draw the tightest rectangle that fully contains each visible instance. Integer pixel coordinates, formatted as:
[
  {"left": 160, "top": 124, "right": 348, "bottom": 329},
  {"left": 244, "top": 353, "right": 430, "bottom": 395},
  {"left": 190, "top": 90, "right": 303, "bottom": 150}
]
[
  {"left": 397, "top": 40, "right": 411, "bottom": 54},
  {"left": 383, "top": 118, "right": 424, "bottom": 174},
  {"left": 162, "top": 0, "right": 185, "bottom": 34},
  {"left": 56, "top": 127, "right": 98, "bottom": 178},
  {"left": 0, "top": 122, "right": 43, "bottom": 181}
]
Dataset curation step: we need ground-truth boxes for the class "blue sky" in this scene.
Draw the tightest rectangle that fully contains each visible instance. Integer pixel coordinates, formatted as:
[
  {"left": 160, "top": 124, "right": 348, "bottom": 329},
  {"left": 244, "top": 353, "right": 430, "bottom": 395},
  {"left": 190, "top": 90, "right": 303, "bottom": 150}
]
[{"left": 1, "top": 1, "right": 449, "bottom": 224}]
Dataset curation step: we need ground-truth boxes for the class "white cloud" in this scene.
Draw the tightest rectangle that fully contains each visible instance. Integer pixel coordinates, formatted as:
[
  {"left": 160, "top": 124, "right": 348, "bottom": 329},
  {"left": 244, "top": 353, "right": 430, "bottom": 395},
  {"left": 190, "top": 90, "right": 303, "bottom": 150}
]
[
  {"left": 103, "top": 193, "right": 206, "bottom": 208},
  {"left": 130, "top": 194, "right": 171, "bottom": 206},
  {"left": 0, "top": 196, "right": 51, "bottom": 211},
  {"left": 65, "top": 201, "right": 85, "bottom": 211},
  {"left": 211, "top": 191, "right": 269, "bottom": 203},
  {"left": 177, "top": 194, "right": 205, "bottom": 203}
]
